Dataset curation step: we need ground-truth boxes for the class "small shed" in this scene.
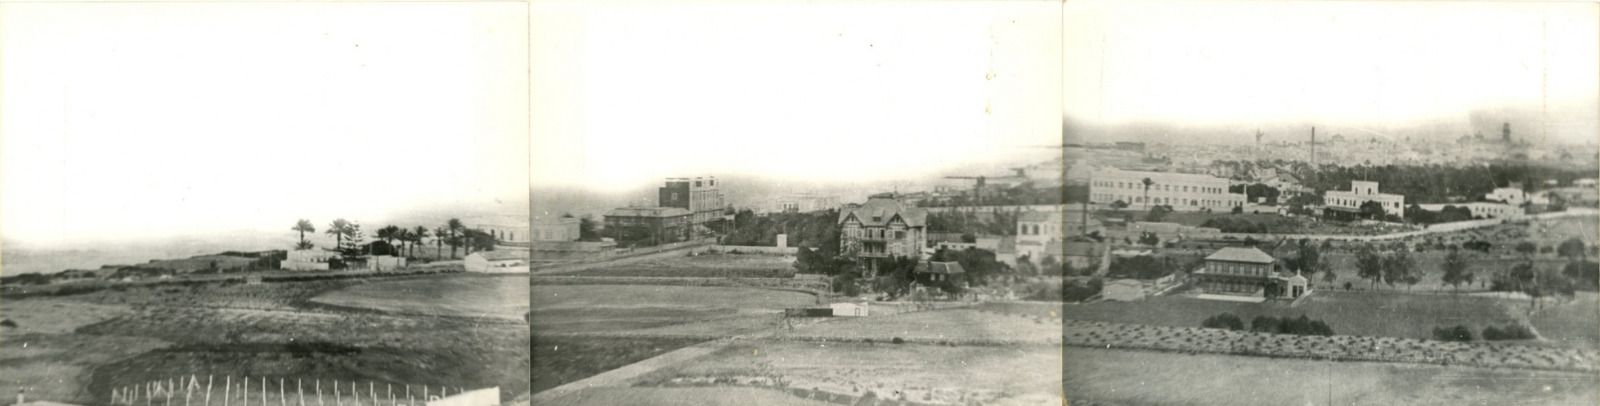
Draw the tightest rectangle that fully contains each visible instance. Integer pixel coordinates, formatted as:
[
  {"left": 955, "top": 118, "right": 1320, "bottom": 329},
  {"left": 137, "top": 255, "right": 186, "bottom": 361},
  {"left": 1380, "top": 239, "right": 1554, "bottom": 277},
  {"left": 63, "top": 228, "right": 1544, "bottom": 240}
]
[
  {"left": 1284, "top": 271, "right": 1311, "bottom": 299},
  {"left": 1102, "top": 279, "right": 1145, "bottom": 302},
  {"left": 465, "top": 250, "right": 529, "bottom": 273},
  {"left": 830, "top": 302, "right": 869, "bottom": 317}
]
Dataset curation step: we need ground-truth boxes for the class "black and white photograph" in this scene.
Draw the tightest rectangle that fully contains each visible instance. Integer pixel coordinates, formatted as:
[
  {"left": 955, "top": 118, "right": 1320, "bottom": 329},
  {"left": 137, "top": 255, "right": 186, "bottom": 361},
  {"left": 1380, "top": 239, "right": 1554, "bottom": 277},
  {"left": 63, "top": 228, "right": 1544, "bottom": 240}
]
[
  {"left": 1062, "top": 1, "right": 1600, "bottom": 405},
  {"left": 0, "top": 3, "right": 532, "bottom": 405},
  {"left": 530, "top": 1, "right": 1065, "bottom": 405}
]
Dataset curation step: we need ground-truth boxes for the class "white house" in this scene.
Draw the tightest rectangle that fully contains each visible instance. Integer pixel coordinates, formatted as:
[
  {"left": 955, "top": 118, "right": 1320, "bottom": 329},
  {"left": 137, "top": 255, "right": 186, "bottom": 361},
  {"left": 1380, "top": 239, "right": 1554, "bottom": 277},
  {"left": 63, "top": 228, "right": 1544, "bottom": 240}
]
[
  {"left": 829, "top": 301, "right": 869, "bottom": 317},
  {"left": 464, "top": 249, "right": 529, "bottom": 273},
  {"left": 282, "top": 250, "right": 338, "bottom": 271}
]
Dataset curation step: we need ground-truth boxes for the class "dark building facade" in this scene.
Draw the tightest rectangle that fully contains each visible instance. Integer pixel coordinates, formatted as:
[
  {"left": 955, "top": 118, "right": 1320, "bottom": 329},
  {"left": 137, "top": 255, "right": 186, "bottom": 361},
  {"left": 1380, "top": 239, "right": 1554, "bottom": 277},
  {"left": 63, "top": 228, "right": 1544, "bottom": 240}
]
[
  {"left": 603, "top": 206, "right": 693, "bottom": 246},
  {"left": 659, "top": 176, "right": 726, "bottom": 226}
]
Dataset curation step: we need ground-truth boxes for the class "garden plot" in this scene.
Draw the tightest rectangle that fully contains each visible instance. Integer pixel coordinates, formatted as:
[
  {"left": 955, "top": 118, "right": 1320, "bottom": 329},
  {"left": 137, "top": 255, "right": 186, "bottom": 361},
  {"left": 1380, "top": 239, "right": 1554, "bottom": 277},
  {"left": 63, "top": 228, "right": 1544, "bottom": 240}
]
[
  {"left": 1063, "top": 319, "right": 1600, "bottom": 372},
  {"left": 1066, "top": 291, "right": 1525, "bottom": 341},
  {"left": 1065, "top": 347, "right": 1599, "bottom": 406}
]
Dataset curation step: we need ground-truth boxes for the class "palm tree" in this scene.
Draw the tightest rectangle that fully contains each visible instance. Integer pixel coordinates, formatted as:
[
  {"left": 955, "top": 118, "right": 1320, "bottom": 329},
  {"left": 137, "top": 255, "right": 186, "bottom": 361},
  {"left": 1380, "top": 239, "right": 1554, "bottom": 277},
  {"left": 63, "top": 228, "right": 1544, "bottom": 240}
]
[
  {"left": 446, "top": 218, "right": 466, "bottom": 259},
  {"left": 292, "top": 219, "right": 316, "bottom": 249},
  {"left": 1141, "top": 177, "right": 1155, "bottom": 210},
  {"left": 411, "top": 226, "right": 430, "bottom": 258},
  {"left": 326, "top": 219, "right": 351, "bottom": 252},
  {"left": 377, "top": 225, "right": 402, "bottom": 256},
  {"left": 434, "top": 226, "right": 449, "bottom": 259},
  {"left": 396, "top": 228, "right": 414, "bottom": 258}
]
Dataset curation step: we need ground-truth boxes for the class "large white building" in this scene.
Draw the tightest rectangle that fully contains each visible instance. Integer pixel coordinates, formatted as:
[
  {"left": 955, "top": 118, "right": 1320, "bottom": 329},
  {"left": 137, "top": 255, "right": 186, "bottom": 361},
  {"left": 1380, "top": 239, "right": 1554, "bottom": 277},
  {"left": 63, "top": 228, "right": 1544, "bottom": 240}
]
[
  {"left": 1089, "top": 168, "right": 1246, "bottom": 211},
  {"left": 1017, "top": 211, "right": 1063, "bottom": 261},
  {"left": 1324, "top": 181, "right": 1406, "bottom": 218},
  {"left": 1418, "top": 202, "right": 1523, "bottom": 219}
]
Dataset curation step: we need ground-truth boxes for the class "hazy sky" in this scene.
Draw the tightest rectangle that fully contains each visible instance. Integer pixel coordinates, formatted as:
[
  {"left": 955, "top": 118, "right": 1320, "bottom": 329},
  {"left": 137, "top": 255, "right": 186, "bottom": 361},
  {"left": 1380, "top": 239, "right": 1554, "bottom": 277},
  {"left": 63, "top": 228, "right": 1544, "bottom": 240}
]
[
  {"left": 532, "top": 0, "right": 1062, "bottom": 192},
  {"left": 1, "top": 3, "right": 529, "bottom": 246},
  {"left": 1064, "top": 0, "right": 1600, "bottom": 143}
]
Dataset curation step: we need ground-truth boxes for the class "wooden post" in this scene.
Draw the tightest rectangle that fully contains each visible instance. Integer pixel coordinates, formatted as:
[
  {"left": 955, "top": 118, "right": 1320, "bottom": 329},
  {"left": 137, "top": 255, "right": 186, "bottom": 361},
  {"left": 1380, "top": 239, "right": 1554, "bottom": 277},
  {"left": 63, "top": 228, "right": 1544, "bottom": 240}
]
[
  {"left": 206, "top": 375, "right": 214, "bottom": 406},
  {"left": 335, "top": 381, "right": 342, "bottom": 406},
  {"left": 280, "top": 378, "right": 286, "bottom": 406},
  {"left": 261, "top": 377, "right": 266, "bottom": 406},
  {"left": 147, "top": 381, "right": 153, "bottom": 406},
  {"left": 422, "top": 386, "right": 427, "bottom": 403},
  {"left": 404, "top": 386, "right": 410, "bottom": 406},
  {"left": 369, "top": 382, "right": 375, "bottom": 406},
  {"left": 224, "top": 376, "right": 231, "bottom": 406},
  {"left": 387, "top": 384, "right": 392, "bottom": 406},
  {"left": 167, "top": 378, "right": 175, "bottom": 406},
  {"left": 243, "top": 377, "right": 249, "bottom": 406},
  {"left": 316, "top": 380, "right": 323, "bottom": 406},
  {"left": 298, "top": 379, "right": 304, "bottom": 406}
]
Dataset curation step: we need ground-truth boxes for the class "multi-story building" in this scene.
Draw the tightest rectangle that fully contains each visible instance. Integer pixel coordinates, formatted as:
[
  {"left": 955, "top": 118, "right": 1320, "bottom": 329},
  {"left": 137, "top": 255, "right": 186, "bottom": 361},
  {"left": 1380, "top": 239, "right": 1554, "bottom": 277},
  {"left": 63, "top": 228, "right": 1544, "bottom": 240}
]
[
  {"left": 1192, "top": 247, "right": 1277, "bottom": 296},
  {"left": 1485, "top": 185, "right": 1529, "bottom": 207},
  {"left": 531, "top": 216, "right": 580, "bottom": 242},
  {"left": 1017, "top": 211, "right": 1063, "bottom": 261},
  {"left": 1089, "top": 168, "right": 1246, "bottom": 211},
  {"left": 838, "top": 195, "right": 926, "bottom": 276},
  {"left": 768, "top": 193, "right": 841, "bottom": 214},
  {"left": 659, "top": 177, "right": 726, "bottom": 226},
  {"left": 1323, "top": 180, "right": 1406, "bottom": 219},
  {"left": 604, "top": 206, "right": 693, "bottom": 246}
]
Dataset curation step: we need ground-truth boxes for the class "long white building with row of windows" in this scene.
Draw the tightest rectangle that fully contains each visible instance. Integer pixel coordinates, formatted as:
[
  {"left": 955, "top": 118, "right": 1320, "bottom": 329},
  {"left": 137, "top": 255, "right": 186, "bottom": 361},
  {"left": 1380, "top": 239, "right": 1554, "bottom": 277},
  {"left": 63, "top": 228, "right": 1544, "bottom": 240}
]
[{"left": 1089, "top": 168, "right": 1247, "bottom": 211}]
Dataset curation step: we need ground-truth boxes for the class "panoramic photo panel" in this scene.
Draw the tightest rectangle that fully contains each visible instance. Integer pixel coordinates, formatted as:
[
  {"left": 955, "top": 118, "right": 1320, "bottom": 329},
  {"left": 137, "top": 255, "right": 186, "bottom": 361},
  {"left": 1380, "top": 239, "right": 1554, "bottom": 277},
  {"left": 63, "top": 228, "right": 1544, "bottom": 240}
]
[
  {"left": 530, "top": 1, "right": 1065, "bottom": 404},
  {"left": 0, "top": 3, "right": 532, "bottom": 405},
  {"left": 1062, "top": 1, "right": 1600, "bottom": 405}
]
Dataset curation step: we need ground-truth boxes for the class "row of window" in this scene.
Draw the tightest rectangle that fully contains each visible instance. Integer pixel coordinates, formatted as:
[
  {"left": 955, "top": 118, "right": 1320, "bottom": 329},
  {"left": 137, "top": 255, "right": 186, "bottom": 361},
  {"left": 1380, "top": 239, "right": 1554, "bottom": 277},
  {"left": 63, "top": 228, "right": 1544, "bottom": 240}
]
[
  {"left": 1093, "top": 194, "right": 1243, "bottom": 207},
  {"left": 1206, "top": 281, "right": 1259, "bottom": 293},
  {"left": 1018, "top": 223, "right": 1058, "bottom": 236},
  {"left": 845, "top": 227, "right": 909, "bottom": 240},
  {"left": 1212, "top": 263, "right": 1267, "bottom": 276},
  {"left": 1093, "top": 180, "right": 1226, "bottom": 194},
  {"left": 1327, "top": 196, "right": 1403, "bottom": 210}
]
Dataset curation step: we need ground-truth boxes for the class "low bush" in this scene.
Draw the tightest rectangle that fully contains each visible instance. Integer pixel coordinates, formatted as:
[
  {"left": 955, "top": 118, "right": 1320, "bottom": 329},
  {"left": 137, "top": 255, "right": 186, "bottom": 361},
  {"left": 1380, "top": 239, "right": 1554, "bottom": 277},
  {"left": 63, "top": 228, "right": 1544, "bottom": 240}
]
[
  {"left": 1482, "top": 324, "right": 1536, "bottom": 340},
  {"left": 1201, "top": 313, "right": 1245, "bottom": 331},
  {"left": 1432, "top": 325, "right": 1473, "bottom": 342}
]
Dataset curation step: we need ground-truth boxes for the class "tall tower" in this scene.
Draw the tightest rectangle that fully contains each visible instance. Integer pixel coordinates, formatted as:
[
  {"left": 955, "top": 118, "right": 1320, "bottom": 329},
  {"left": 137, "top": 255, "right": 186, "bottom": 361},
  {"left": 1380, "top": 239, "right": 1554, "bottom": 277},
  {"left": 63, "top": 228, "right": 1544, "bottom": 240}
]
[{"left": 1502, "top": 122, "right": 1512, "bottom": 143}]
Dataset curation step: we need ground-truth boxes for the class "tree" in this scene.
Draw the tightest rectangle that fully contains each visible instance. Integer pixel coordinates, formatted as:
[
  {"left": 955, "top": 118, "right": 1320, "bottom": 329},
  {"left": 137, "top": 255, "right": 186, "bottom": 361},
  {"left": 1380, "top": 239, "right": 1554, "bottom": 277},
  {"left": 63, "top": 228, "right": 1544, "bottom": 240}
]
[
  {"left": 1440, "top": 248, "right": 1473, "bottom": 292},
  {"left": 1359, "top": 201, "right": 1385, "bottom": 220},
  {"left": 1320, "top": 262, "right": 1337, "bottom": 287},
  {"left": 326, "top": 219, "right": 352, "bottom": 253},
  {"left": 292, "top": 219, "right": 316, "bottom": 249},
  {"left": 445, "top": 218, "right": 466, "bottom": 258},
  {"left": 1138, "top": 232, "right": 1160, "bottom": 246},
  {"left": 294, "top": 240, "right": 315, "bottom": 250},
  {"left": 411, "top": 226, "right": 430, "bottom": 258},
  {"left": 579, "top": 215, "right": 602, "bottom": 242},
  {"left": 1355, "top": 246, "right": 1385, "bottom": 290},
  {"left": 1145, "top": 205, "right": 1173, "bottom": 222},
  {"left": 1140, "top": 178, "right": 1155, "bottom": 209},
  {"left": 376, "top": 225, "right": 402, "bottom": 255},
  {"left": 396, "top": 228, "right": 414, "bottom": 258},
  {"left": 433, "top": 226, "right": 449, "bottom": 259},
  {"left": 1558, "top": 238, "right": 1587, "bottom": 262},
  {"left": 1383, "top": 249, "right": 1415, "bottom": 290},
  {"left": 1201, "top": 313, "right": 1245, "bottom": 331}
]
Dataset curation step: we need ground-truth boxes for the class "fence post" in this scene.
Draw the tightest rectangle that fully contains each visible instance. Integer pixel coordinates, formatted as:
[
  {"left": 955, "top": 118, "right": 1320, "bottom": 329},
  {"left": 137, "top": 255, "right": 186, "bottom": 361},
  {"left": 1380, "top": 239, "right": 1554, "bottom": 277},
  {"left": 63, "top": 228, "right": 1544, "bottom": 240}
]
[
  {"left": 369, "top": 382, "right": 375, "bottom": 406},
  {"left": 404, "top": 385, "right": 410, "bottom": 406},
  {"left": 224, "top": 376, "right": 231, "bottom": 406},
  {"left": 335, "top": 380, "right": 341, "bottom": 406},
  {"left": 422, "top": 386, "right": 427, "bottom": 403},
  {"left": 261, "top": 377, "right": 266, "bottom": 406},
  {"left": 316, "top": 380, "right": 323, "bottom": 406},
  {"left": 243, "top": 377, "right": 249, "bottom": 406},
  {"left": 387, "top": 384, "right": 393, "bottom": 406},
  {"left": 298, "top": 379, "right": 304, "bottom": 406},
  {"left": 147, "top": 381, "right": 153, "bottom": 406},
  {"left": 206, "top": 375, "right": 214, "bottom": 406},
  {"left": 280, "top": 378, "right": 286, "bottom": 406}
]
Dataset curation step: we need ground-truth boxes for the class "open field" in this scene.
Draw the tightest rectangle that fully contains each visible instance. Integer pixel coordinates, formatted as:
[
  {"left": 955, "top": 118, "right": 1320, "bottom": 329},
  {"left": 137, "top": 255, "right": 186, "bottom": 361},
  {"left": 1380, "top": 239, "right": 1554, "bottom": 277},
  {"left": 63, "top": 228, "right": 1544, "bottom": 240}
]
[
  {"left": 0, "top": 299, "right": 132, "bottom": 334},
  {"left": 784, "top": 307, "right": 1063, "bottom": 344},
  {"left": 542, "top": 387, "right": 837, "bottom": 406},
  {"left": 1065, "top": 347, "right": 1599, "bottom": 406},
  {"left": 531, "top": 285, "right": 815, "bottom": 335},
  {"left": 633, "top": 341, "right": 1062, "bottom": 406},
  {"left": 1066, "top": 291, "right": 1524, "bottom": 341},
  {"left": 1532, "top": 292, "right": 1600, "bottom": 349},
  {"left": 1315, "top": 252, "right": 1571, "bottom": 292},
  {"left": 556, "top": 253, "right": 797, "bottom": 278},
  {"left": 531, "top": 336, "right": 705, "bottom": 394},
  {"left": 0, "top": 332, "right": 170, "bottom": 404},
  {"left": 310, "top": 274, "right": 529, "bottom": 320}
]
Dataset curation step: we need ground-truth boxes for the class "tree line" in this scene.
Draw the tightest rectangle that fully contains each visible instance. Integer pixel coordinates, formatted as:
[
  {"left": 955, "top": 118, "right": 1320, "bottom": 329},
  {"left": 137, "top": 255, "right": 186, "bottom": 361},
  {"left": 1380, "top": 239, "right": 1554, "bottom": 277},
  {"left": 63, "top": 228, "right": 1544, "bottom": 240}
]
[{"left": 292, "top": 217, "right": 496, "bottom": 261}]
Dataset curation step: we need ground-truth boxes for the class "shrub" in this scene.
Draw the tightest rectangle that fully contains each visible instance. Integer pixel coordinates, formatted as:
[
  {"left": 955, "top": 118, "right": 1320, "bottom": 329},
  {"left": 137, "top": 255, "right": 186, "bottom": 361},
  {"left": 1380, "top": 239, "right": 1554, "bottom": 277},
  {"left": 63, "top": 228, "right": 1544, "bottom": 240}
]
[
  {"left": 1482, "top": 324, "right": 1536, "bottom": 340},
  {"left": 1432, "top": 325, "right": 1473, "bottom": 342},
  {"left": 0, "top": 319, "right": 16, "bottom": 328},
  {"left": 1201, "top": 313, "right": 1245, "bottom": 331}
]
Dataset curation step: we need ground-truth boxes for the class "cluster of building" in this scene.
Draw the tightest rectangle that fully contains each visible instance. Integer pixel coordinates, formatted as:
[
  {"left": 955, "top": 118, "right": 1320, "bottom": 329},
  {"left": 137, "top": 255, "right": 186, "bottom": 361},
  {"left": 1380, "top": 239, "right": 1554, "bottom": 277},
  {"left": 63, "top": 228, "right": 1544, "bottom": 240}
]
[
  {"left": 600, "top": 176, "right": 727, "bottom": 246},
  {"left": 1087, "top": 168, "right": 1247, "bottom": 211}
]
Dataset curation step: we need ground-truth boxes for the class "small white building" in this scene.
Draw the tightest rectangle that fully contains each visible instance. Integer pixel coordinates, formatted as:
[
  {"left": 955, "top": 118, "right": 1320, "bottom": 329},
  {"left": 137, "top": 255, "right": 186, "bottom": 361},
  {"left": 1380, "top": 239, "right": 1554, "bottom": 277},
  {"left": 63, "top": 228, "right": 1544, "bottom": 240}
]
[
  {"left": 1284, "top": 271, "right": 1310, "bottom": 299},
  {"left": 464, "top": 249, "right": 529, "bottom": 273},
  {"left": 282, "top": 249, "right": 338, "bottom": 271},
  {"left": 830, "top": 301, "right": 869, "bottom": 317},
  {"left": 1102, "top": 279, "right": 1145, "bottom": 302}
]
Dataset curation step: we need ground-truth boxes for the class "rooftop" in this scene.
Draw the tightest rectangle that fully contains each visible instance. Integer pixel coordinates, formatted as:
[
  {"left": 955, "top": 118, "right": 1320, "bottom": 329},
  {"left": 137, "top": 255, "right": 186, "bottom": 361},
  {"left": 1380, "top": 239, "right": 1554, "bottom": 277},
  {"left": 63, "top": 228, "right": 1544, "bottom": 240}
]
[
  {"left": 915, "top": 261, "right": 965, "bottom": 275},
  {"left": 605, "top": 206, "right": 693, "bottom": 218},
  {"left": 839, "top": 197, "right": 926, "bottom": 227},
  {"left": 1204, "top": 247, "right": 1275, "bottom": 264}
]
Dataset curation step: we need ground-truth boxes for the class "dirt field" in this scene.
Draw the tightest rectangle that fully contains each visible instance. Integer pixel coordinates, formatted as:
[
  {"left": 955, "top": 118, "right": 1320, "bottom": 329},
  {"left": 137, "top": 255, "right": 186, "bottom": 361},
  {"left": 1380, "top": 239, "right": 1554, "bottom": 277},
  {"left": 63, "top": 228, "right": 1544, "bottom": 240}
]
[
  {"left": 784, "top": 307, "right": 1063, "bottom": 344},
  {"left": 542, "top": 387, "right": 836, "bottom": 406},
  {"left": 1066, "top": 290, "right": 1524, "bottom": 341},
  {"left": 1064, "top": 347, "right": 1599, "bottom": 406},
  {"left": 634, "top": 341, "right": 1062, "bottom": 406},
  {"left": 310, "top": 274, "right": 530, "bottom": 320},
  {"left": 531, "top": 336, "right": 705, "bottom": 394},
  {"left": 534, "top": 284, "right": 815, "bottom": 310}
]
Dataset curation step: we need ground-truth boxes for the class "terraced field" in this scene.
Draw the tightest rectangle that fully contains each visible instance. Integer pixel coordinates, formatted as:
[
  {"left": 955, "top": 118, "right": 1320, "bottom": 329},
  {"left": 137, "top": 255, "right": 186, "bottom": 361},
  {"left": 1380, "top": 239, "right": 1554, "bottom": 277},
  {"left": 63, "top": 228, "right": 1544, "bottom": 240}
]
[{"left": 310, "top": 275, "right": 529, "bottom": 320}]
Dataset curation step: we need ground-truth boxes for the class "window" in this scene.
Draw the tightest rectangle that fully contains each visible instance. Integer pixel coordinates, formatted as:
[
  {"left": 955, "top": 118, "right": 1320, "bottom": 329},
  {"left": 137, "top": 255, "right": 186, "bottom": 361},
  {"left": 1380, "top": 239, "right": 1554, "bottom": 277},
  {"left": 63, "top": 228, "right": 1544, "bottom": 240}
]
[{"left": 896, "top": 231, "right": 905, "bottom": 239}]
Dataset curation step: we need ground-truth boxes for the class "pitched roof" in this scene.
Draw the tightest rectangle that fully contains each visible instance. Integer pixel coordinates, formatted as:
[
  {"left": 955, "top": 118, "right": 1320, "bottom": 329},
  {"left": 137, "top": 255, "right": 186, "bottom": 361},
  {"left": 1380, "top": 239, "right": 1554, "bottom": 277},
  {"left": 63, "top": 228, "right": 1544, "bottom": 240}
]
[
  {"left": 1204, "top": 247, "right": 1275, "bottom": 264},
  {"left": 838, "top": 198, "right": 926, "bottom": 227},
  {"left": 605, "top": 206, "right": 692, "bottom": 218},
  {"left": 915, "top": 261, "right": 965, "bottom": 274}
]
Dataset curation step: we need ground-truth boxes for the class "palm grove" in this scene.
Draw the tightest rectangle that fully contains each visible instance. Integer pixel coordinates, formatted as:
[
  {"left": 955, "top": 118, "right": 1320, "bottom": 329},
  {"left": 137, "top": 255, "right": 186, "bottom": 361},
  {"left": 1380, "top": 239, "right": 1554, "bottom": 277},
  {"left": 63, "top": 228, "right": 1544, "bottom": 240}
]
[{"left": 291, "top": 217, "right": 499, "bottom": 269}]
